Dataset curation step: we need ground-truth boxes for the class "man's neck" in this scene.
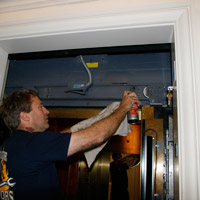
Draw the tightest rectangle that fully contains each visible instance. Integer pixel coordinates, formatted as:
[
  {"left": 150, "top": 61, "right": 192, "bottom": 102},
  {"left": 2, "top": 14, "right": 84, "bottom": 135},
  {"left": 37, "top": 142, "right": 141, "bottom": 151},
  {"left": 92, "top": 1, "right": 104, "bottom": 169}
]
[{"left": 17, "top": 126, "right": 35, "bottom": 133}]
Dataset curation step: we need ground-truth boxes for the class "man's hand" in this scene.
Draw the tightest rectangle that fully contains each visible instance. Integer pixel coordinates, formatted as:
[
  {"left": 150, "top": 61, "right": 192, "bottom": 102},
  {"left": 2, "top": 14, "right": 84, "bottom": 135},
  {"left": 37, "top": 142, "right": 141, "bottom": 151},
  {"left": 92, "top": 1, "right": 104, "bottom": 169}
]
[{"left": 119, "top": 91, "right": 141, "bottom": 113}]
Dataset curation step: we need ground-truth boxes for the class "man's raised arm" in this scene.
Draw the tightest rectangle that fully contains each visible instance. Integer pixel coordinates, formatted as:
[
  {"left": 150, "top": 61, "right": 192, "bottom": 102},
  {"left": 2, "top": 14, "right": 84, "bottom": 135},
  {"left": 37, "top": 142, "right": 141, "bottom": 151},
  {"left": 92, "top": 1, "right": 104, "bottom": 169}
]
[{"left": 65, "top": 91, "right": 141, "bottom": 156}]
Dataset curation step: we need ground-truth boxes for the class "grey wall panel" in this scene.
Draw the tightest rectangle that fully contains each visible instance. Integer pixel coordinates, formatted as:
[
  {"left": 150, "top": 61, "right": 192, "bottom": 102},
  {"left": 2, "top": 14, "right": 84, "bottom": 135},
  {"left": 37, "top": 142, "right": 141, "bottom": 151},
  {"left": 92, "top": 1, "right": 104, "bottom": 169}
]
[{"left": 5, "top": 46, "right": 172, "bottom": 107}]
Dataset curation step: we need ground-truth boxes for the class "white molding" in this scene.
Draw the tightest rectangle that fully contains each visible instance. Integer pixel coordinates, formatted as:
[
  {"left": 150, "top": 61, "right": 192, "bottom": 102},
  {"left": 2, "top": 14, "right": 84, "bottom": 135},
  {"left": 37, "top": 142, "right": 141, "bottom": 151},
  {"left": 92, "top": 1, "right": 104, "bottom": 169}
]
[
  {"left": 0, "top": 7, "right": 180, "bottom": 53},
  {"left": 0, "top": 8, "right": 183, "bottom": 54},
  {"left": 0, "top": 0, "right": 91, "bottom": 13},
  {"left": 174, "top": 7, "right": 199, "bottom": 199},
  {"left": 0, "top": 6, "right": 185, "bottom": 38},
  {"left": 191, "top": 2, "right": 200, "bottom": 198}
]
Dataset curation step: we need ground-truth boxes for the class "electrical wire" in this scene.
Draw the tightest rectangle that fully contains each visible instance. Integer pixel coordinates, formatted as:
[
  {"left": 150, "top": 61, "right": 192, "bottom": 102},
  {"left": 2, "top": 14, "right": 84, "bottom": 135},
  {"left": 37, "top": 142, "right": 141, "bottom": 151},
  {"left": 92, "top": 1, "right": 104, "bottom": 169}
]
[
  {"left": 65, "top": 55, "right": 93, "bottom": 95},
  {"left": 80, "top": 55, "right": 92, "bottom": 90}
]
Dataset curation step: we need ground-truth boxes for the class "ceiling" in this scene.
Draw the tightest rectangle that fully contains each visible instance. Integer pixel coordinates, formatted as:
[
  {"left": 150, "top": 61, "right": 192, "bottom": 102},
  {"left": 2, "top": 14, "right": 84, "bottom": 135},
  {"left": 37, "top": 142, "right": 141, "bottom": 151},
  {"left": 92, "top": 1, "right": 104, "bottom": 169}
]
[{"left": 0, "top": 25, "right": 173, "bottom": 54}]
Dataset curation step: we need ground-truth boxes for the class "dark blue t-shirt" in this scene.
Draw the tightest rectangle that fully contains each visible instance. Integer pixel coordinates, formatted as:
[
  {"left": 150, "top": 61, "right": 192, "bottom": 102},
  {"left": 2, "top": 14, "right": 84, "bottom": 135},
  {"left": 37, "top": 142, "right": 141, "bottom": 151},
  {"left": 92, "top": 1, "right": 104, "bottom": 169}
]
[{"left": 0, "top": 130, "right": 71, "bottom": 200}]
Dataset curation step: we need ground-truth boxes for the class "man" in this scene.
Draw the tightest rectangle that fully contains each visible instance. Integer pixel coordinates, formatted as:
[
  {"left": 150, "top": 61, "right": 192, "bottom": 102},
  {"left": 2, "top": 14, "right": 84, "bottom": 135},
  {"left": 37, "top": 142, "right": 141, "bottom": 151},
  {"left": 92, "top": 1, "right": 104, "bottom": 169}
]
[{"left": 0, "top": 89, "right": 140, "bottom": 200}]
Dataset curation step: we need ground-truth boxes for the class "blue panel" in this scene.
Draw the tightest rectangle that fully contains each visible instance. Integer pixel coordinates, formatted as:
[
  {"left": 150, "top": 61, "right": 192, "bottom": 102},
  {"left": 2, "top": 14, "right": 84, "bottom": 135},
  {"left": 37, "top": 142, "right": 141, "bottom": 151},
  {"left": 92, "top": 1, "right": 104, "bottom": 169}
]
[{"left": 5, "top": 50, "right": 172, "bottom": 107}]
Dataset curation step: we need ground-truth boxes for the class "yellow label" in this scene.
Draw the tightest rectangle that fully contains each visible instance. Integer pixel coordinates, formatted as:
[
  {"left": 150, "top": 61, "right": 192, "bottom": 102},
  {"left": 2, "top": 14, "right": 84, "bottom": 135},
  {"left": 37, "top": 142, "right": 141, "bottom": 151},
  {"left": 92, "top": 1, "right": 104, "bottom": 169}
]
[{"left": 86, "top": 62, "right": 98, "bottom": 68}]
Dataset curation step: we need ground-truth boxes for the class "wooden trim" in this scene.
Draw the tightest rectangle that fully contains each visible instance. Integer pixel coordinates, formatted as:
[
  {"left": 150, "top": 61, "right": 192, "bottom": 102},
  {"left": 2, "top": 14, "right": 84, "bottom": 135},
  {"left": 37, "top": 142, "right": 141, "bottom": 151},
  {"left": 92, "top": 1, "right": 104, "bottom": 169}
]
[{"left": 48, "top": 108, "right": 103, "bottom": 119}]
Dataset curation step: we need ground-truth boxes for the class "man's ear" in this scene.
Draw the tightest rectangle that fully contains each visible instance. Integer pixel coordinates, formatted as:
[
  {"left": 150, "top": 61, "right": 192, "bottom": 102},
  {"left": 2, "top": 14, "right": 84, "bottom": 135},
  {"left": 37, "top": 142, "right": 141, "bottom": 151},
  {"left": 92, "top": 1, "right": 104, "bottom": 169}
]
[{"left": 19, "top": 112, "right": 30, "bottom": 122}]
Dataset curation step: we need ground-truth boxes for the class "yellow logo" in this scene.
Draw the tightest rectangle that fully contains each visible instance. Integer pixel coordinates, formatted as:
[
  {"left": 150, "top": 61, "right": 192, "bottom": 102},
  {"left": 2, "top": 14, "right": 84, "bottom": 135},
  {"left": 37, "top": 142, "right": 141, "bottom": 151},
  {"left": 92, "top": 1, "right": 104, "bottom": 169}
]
[{"left": 0, "top": 151, "right": 15, "bottom": 200}]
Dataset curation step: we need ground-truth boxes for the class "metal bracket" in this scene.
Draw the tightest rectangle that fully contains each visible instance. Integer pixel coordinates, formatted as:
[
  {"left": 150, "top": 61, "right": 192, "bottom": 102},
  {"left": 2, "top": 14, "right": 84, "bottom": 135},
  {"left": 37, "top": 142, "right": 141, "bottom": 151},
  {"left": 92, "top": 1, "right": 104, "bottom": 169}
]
[
  {"left": 155, "top": 142, "right": 162, "bottom": 151},
  {"left": 167, "top": 86, "right": 176, "bottom": 92},
  {"left": 165, "top": 116, "right": 174, "bottom": 200}
]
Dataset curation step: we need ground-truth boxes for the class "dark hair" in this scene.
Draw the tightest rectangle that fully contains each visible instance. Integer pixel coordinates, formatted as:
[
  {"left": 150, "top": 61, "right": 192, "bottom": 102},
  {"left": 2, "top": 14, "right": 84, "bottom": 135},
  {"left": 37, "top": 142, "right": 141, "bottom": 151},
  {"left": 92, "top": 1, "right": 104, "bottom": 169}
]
[{"left": 0, "top": 90, "right": 39, "bottom": 131}]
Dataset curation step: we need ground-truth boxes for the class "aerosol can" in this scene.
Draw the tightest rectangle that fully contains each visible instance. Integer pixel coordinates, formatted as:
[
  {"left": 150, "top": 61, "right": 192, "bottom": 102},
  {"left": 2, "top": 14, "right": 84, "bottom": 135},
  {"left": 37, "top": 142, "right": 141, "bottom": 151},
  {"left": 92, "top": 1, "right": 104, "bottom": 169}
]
[{"left": 127, "top": 103, "right": 139, "bottom": 124}]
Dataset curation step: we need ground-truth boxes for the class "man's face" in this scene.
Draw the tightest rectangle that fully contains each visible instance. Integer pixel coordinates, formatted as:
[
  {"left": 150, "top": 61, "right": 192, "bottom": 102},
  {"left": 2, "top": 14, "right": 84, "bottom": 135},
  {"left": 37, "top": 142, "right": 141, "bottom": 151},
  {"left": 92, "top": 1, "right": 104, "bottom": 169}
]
[{"left": 28, "top": 96, "right": 50, "bottom": 132}]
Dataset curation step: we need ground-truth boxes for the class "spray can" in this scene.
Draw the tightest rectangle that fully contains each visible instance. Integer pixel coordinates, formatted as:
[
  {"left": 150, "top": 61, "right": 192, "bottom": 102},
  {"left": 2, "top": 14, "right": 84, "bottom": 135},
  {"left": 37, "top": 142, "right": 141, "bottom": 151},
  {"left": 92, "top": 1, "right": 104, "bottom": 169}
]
[{"left": 127, "top": 103, "right": 139, "bottom": 124}]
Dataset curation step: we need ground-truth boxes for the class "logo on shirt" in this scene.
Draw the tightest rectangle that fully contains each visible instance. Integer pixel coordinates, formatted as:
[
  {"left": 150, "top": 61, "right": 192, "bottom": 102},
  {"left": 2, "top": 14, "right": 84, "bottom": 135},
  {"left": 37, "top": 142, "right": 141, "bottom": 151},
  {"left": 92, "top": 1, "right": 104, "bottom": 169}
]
[{"left": 0, "top": 151, "right": 15, "bottom": 200}]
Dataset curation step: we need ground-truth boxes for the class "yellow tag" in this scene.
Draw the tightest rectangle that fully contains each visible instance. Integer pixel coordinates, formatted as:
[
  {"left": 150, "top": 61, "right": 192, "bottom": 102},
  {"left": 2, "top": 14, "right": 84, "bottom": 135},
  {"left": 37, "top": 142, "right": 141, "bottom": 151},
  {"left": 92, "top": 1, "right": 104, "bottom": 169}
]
[{"left": 86, "top": 62, "right": 98, "bottom": 68}]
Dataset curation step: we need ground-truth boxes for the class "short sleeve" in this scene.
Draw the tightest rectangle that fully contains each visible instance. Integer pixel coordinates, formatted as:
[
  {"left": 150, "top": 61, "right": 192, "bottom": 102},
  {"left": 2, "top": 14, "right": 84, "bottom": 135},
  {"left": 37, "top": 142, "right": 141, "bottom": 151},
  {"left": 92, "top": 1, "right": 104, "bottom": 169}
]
[{"left": 27, "top": 131, "right": 71, "bottom": 162}]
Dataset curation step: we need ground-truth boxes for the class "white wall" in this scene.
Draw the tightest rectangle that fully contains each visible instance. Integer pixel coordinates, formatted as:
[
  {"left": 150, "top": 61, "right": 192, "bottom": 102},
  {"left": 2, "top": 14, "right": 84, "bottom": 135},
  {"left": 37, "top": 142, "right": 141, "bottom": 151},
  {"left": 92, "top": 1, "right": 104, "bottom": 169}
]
[
  {"left": 0, "top": 0, "right": 200, "bottom": 199},
  {"left": 0, "top": 48, "right": 8, "bottom": 99}
]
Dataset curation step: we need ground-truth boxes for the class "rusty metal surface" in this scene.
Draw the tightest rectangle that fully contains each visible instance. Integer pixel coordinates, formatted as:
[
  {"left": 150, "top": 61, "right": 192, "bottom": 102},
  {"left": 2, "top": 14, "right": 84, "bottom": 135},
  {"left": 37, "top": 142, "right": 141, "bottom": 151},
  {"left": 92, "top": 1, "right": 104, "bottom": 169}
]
[{"left": 141, "top": 106, "right": 154, "bottom": 120}]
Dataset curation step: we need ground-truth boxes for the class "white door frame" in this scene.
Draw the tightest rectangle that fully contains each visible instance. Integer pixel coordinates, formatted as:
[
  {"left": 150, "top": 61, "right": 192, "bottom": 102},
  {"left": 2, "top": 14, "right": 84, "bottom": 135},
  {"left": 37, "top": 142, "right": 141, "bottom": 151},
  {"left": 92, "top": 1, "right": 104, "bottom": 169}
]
[{"left": 0, "top": 5, "right": 199, "bottom": 200}]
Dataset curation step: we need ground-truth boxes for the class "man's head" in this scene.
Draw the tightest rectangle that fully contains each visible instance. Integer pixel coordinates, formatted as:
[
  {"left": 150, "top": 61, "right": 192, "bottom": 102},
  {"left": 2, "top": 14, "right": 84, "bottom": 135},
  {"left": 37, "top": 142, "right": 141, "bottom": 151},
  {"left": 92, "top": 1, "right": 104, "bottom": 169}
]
[{"left": 0, "top": 90, "right": 49, "bottom": 132}]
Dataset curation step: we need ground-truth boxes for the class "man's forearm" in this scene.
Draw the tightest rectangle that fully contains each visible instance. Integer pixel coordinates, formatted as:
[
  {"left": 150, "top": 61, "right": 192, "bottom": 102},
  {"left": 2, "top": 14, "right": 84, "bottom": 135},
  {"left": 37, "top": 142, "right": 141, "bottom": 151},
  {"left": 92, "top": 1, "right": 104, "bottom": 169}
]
[
  {"left": 92, "top": 105, "right": 128, "bottom": 141},
  {"left": 67, "top": 106, "right": 127, "bottom": 156}
]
